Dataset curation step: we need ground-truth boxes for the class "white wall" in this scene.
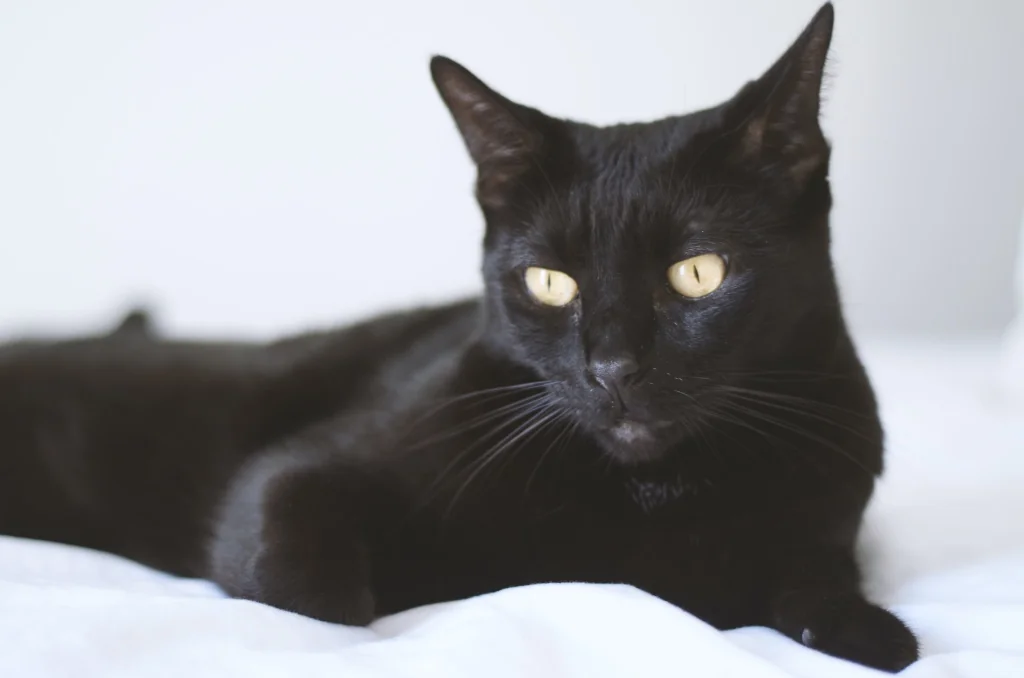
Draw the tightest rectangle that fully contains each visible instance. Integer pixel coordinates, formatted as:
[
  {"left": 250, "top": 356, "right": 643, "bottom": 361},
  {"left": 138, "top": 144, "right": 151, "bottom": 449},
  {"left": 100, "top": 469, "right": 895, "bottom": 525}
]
[{"left": 1, "top": 0, "right": 1021, "bottom": 340}]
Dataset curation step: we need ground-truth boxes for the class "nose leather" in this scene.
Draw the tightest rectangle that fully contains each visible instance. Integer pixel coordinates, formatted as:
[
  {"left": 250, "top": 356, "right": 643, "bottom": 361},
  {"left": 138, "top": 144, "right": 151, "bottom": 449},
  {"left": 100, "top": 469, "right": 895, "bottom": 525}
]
[{"left": 588, "top": 352, "right": 639, "bottom": 413}]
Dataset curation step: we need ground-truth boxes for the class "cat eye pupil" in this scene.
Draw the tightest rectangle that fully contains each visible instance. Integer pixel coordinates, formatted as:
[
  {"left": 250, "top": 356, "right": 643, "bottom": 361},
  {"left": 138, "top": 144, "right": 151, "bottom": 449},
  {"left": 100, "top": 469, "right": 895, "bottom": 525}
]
[
  {"left": 524, "top": 267, "right": 578, "bottom": 307},
  {"left": 668, "top": 253, "right": 726, "bottom": 299}
]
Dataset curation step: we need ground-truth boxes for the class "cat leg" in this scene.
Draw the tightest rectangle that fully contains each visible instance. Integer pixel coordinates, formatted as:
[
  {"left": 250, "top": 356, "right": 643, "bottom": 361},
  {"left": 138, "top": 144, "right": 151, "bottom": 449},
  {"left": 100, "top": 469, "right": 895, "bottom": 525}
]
[
  {"left": 769, "top": 544, "right": 919, "bottom": 672},
  {"left": 208, "top": 447, "right": 382, "bottom": 625}
]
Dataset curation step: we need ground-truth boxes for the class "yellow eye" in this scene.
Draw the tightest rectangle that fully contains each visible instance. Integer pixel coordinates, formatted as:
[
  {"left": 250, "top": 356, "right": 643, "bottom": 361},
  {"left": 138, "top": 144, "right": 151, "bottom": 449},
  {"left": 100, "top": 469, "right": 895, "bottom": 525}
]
[
  {"left": 668, "top": 253, "right": 727, "bottom": 298},
  {"left": 524, "top": 267, "right": 578, "bottom": 306}
]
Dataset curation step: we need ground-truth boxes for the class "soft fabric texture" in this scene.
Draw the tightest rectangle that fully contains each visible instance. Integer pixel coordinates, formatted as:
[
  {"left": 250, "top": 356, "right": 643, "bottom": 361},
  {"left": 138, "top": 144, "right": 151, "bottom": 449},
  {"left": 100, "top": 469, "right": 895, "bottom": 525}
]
[
  {"left": 1, "top": 339, "right": 1021, "bottom": 678},
  {"left": 1001, "top": 208, "right": 1024, "bottom": 401}
]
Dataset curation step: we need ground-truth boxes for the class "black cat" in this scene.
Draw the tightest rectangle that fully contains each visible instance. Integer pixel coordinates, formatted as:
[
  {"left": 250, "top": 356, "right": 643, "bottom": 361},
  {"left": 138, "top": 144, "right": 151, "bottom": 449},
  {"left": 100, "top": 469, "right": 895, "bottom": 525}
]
[{"left": 0, "top": 4, "right": 918, "bottom": 672}]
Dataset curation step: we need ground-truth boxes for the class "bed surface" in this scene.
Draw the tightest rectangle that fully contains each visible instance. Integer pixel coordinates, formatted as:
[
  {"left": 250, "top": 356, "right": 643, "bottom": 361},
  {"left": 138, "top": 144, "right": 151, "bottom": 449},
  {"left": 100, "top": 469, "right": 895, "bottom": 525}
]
[{"left": 2, "top": 339, "right": 1022, "bottom": 677}]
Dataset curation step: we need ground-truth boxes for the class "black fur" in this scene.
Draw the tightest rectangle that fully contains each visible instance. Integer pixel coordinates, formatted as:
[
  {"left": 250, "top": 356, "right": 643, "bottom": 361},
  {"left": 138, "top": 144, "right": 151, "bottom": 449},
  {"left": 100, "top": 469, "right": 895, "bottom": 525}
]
[
  {"left": 109, "top": 308, "right": 155, "bottom": 339},
  {"left": 0, "top": 4, "right": 918, "bottom": 671}
]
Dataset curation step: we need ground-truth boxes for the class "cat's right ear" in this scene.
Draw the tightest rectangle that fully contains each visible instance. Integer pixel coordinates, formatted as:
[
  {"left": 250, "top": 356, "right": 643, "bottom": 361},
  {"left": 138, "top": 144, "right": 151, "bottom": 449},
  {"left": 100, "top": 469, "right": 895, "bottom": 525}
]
[
  {"left": 719, "top": 3, "right": 834, "bottom": 191},
  {"left": 430, "top": 56, "right": 545, "bottom": 210}
]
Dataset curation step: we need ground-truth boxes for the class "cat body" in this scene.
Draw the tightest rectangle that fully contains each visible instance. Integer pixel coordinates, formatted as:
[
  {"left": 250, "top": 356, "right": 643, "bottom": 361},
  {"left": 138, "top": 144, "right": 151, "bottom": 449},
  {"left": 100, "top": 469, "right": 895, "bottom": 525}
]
[{"left": 0, "top": 4, "right": 919, "bottom": 671}]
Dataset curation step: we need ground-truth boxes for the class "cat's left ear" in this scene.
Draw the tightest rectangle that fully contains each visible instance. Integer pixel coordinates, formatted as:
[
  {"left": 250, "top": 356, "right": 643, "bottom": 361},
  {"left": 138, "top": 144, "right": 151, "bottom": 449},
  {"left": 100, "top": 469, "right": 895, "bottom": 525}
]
[
  {"left": 725, "top": 3, "right": 834, "bottom": 187},
  {"left": 431, "top": 56, "right": 548, "bottom": 210}
]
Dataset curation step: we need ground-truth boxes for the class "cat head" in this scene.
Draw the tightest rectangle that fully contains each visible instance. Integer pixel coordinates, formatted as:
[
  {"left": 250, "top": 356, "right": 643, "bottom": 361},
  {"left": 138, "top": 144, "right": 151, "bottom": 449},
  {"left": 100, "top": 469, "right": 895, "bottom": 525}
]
[{"left": 432, "top": 4, "right": 845, "bottom": 465}]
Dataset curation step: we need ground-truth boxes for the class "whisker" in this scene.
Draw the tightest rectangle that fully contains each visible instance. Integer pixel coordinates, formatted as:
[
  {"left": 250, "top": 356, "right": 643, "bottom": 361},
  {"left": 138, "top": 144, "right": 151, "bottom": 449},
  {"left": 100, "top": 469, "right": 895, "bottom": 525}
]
[
  {"left": 659, "top": 367, "right": 858, "bottom": 386},
  {"left": 407, "top": 381, "right": 554, "bottom": 430},
  {"left": 410, "top": 393, "right": 558, "bottom": 512},
  {"left": 444, "top": 407, "right": 563, "bottom": 520},
  {"left": 669, "top": 388, "right": 729, "bottom": 466},
  {"left": 694, "top": 399, "right": 807, "bottom": 472},
  {"left": 711, "top": 398, "right": 874, "bottom": 477},
  {"left": 405, "top": 391, "right": 552, "bottom": 452},
  {"left": 717, "top": 385, "right": 875, "bottom": 421},
  {"left": 720, "top": 389, "right": 877, "bottom": 443},
  {"left": 525, "top": 418, "right": 576, "bottom": 498}
]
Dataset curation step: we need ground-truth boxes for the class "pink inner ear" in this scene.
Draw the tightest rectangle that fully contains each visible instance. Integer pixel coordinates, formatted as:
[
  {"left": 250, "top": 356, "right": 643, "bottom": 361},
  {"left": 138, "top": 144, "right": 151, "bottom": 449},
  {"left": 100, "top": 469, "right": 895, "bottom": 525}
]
[{"left": 740, "top": 117, "right": 767, "bottom": 155}]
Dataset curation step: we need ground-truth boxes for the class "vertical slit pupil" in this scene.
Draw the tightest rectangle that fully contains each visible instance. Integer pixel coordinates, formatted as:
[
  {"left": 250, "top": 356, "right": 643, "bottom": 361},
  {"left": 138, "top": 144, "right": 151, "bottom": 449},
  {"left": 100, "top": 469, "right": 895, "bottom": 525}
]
[{"left": 693, "top": 263, "right": 701, "bottom": 284}]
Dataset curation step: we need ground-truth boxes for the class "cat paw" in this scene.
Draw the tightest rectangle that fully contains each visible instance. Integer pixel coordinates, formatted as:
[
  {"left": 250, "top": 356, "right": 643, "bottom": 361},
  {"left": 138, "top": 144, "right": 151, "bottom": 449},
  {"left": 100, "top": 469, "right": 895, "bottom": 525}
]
[
  {"left": 795, "top": 596, "right": 919, "bottom": 672},
  {"left": 333, "top": 584, "right": 377, "bottom": 627},
  {"left": 251, "top": 543, "right": 377, "bottom": 626}
]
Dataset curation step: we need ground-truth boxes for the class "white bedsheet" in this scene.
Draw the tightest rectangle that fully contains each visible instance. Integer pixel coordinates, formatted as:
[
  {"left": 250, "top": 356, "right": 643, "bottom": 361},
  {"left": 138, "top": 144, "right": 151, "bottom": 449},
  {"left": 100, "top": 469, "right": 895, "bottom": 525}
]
[{"left": 2, "top": 339, "right": 1022, "bottom": 678}]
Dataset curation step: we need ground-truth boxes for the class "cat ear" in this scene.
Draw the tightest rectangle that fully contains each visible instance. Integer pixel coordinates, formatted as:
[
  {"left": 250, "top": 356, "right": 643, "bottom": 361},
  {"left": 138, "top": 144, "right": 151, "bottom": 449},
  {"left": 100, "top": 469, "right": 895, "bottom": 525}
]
[
  {"left": 727, "top": 3, "right": 834, "bottom": 186},
  {"left": 430, "top": 56, "right": 545, "bottom": 209}
]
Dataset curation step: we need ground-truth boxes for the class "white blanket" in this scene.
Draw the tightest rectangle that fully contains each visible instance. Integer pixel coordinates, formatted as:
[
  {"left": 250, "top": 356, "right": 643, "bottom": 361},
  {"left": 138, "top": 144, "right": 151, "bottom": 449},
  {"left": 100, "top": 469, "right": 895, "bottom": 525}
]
[{"left": 2, "top": 340, "right": 1022, "bottom": 678}]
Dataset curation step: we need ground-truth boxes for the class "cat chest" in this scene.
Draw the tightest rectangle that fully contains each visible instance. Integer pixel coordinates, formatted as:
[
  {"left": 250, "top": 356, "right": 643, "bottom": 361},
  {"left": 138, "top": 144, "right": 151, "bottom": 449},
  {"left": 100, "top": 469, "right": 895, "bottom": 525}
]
[{"left": 372, "top": 492, "right": 778, "bottom": 619}]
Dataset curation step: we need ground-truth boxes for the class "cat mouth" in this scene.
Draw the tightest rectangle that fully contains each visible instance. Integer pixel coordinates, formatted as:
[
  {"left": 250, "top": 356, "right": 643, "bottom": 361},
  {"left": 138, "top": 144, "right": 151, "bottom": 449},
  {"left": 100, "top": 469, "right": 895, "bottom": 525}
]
[
  {"left": 604, "top": 417, "right": 672, "bottom": 443},
  {"left": 608, "top": 420, "right": 654, "bottom": 443},
  {"left": 595, "top": 417, "right": 677, "bottom": 465}
]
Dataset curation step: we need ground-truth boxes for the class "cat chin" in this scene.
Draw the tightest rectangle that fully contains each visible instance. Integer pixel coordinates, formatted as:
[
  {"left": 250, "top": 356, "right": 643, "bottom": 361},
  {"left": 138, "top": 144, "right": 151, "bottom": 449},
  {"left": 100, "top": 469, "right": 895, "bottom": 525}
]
[
  {"left": 608, "top": 420, "right": 655, "bottom": 444},
  {"left": 593, "top": 419, "right": 675, "bottom": 466}
]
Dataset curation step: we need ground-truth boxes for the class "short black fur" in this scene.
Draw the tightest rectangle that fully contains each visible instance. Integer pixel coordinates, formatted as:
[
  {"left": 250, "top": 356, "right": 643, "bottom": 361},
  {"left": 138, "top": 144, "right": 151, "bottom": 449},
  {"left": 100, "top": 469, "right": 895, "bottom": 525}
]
[{"left": 0, "top": 5, "right": 918, "bottom": 671}]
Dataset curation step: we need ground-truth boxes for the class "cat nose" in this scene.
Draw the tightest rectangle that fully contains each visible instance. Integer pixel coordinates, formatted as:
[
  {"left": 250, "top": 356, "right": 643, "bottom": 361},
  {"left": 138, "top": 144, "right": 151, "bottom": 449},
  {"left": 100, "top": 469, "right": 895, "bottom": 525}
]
[{"left": 588, "top": 353, "right": 640, "bottom": 401}]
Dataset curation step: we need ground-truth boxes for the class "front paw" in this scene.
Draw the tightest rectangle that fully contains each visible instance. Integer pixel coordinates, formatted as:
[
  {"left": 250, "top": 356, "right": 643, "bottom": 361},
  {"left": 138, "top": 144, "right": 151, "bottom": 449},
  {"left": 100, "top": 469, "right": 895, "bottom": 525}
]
[
  {"left": 324, "top": 582, "right": 377, "bottom": 626},
  {"left": 252, "top": 542, "right": 377, "bottom": 626},
  {"left": 779, "top": 594, "right": 919, "bottom": 672}
]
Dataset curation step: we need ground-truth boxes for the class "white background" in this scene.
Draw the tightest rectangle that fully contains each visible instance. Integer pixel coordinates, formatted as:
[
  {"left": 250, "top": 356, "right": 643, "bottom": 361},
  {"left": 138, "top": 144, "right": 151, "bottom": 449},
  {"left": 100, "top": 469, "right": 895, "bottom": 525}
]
[{"left": 1, "top": 0, "right": 1021, "bottom": 341}]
